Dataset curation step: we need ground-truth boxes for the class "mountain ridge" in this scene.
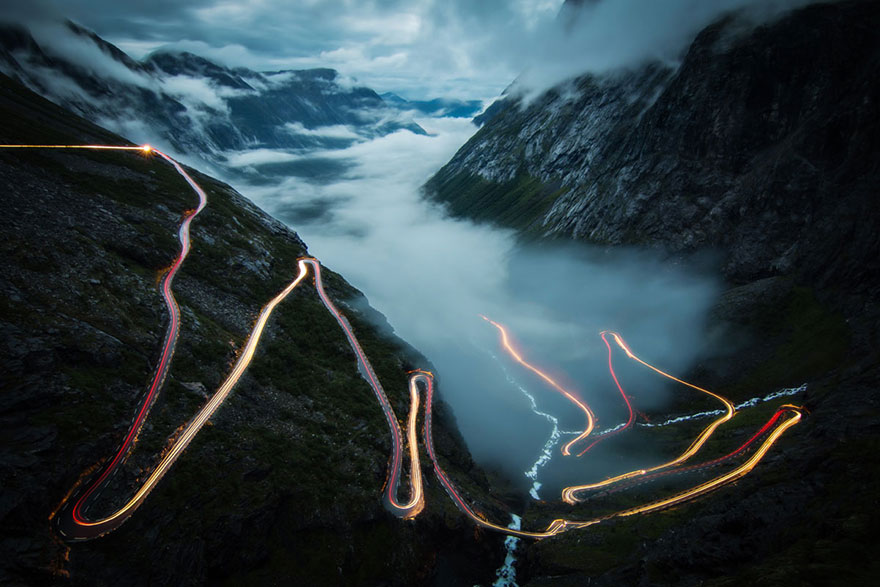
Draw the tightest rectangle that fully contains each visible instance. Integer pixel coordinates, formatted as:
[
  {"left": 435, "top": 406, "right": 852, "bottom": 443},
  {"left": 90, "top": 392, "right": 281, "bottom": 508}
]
[
  {"left": 0, "top": 72, "right": 506, "bottom": 586},
  {"left": 427, "top": 0, "right": 879, "bottom": 289},
  {"left": 424, "top": 1, "right": 880, "bottom": 584},
  {"left": 0, "top": 20, "right": 426, "bottom": 160}
]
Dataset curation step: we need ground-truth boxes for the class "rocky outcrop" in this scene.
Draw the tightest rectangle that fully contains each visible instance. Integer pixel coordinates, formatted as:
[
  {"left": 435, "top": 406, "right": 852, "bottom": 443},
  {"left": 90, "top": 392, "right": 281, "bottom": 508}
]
[
  {"left": 0, "top": 74, "right": 504, "bottom": 586},
  {"left": 427, "top": 0, "right": 880, "bottom": 290}
]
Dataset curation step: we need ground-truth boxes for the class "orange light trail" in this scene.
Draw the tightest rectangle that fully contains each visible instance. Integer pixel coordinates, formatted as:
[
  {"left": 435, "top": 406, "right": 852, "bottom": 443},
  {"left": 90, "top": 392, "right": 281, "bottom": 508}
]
[
  {"left": 561, "top": 331, "right": 736, "bottom": 502},
  {"left": 303, "top": 258, "right": 423, "bottom": 518},
  {"left": 2, "top": 143, "right": 803, "bottom": 544},
  {"left": 615, "top": 406, "right": 802, "bottom": 517},
  {"left": 603, "top": 406, "right": 791, "bottom": 495},
  {"left": 0, "top": 143, "right": 150, "bottom": 151},
  {"left": 59, "top": 262, "right": 309, "bottom": 539},
  {"left": 0, "top": 143, "right": 214, "bottom": 539},
  {"left": 480, "top": 315, "right": 595, "bottom": 456}
]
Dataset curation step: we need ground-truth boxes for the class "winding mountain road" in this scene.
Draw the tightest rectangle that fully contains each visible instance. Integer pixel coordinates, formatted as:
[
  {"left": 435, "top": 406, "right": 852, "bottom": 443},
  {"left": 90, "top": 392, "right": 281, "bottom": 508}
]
[{"left": 2, "top": 142, "right": 808, "bottom": 543}]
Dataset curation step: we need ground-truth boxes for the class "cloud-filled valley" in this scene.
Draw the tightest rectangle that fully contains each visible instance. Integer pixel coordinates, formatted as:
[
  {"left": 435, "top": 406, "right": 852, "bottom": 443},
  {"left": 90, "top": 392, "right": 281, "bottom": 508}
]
[
  {"left": 0, "top": 0, "right": 823, "bottom": 487},
  {"left": 232, "top": 115, "right": 723, "bottom": 484}
]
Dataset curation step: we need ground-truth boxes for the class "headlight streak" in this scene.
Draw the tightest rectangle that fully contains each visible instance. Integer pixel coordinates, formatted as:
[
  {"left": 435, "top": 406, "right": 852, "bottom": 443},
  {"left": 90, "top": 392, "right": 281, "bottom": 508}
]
[
  {"left": 0, "top": 144, "right": 207, "bottom": 540},
  {"left": 59, "top": 261, "right": 310, "bottom": 539},
  {"left": 561, "top": 331, "right": 737, "bottom": 502},
  {"left": 480, "top": 316, "right": 596, "bottom": 456},
  {"left": 67, "top": 147, "right": 204, "bottom": 537},
  {"left": 572, "top": 330, "right": 637, "bottom": 456},
  {"left": 483, "top": 347, "right": 567, "bottom": 500},
  {"left": 297, "top": 259, "right": 425, "bottom": 519},
  {"left": 613, "top": 406, "right": 802, "bottom": 518},
  {"left": 581, "top": 407, "right": 791, "bottom": 499},
  {"left": 2, "top": 143, "right": 805, "bottom": 544}
]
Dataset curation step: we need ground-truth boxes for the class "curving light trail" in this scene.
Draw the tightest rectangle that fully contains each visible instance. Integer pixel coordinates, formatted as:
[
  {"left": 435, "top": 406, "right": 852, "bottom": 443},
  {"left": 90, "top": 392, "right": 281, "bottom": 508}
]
[
  {"left": 2, "top": 143, "right": 804, "bottom": 543},
  {"left": 561, "top": 331, "right": 737, "bottom": 502},
  {"left": 303, "top": 258, "right": 424, "bottom": 518},
  {"left": 614, "top": 406, "right": 802, "bottom": 517},
  {"left": 600, "top": 406, "right": 794, "bottom": 497},
  {"left": 58, "top": 261, "right": 309, "bottom": 539},
  {"left": 63, "top": 147, "right": 206, "bottom": 536},
  {"left": 572, "top": 330, "right": 636, "bottom": 456},
  {"left": 0, "top": 143, "right": 204, "bottom": 539},
  {"left": 484, "top": 348, "right": 569, "bottom": 500},
  {"left": 481, "top": 316, "right": 596, "bottom": 456}
]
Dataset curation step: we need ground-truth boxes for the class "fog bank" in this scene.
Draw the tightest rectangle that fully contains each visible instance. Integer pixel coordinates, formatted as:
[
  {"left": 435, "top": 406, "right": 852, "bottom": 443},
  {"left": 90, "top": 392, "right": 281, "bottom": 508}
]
[{"left": 229, "top": 116, "right": 721, "bottom": 484}]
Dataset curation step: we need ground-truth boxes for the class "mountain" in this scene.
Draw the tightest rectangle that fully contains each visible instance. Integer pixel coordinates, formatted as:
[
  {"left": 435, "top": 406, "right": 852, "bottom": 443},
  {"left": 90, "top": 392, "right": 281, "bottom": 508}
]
[
  {"left": 0, "top": 73, "right": 507, "bottom": 585},
  {"left": 0, "top": 21, "right": 425, "bottom": 161},
  {"left": 380, "top": 92, "right": 484, "bottom": 119},
  {"left": 426, "top": 0, "right": 880, "bottom": 584},
  {"left": 428, "top": 0, "right": 879, "bottom": 289}
]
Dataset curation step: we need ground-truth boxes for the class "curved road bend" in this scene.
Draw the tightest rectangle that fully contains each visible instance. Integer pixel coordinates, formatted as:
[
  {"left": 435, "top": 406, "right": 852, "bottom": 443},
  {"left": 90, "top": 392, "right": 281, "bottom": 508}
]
[
  {"left": 50, "top": 147, "right": 208, "bottom": 538},
  {"left": 0, "top": 144, "right": 210, "bottom": 539},
  {"left": 561, "top": 331, "right": 738, "bottom": 501},
  {"left": 596, "top": 406, "right": 798, "bottom": 498},
  {"left": 569, "top": 330, "right": 638, "bottom": 456},
  {"left": 302, "top": 258, "right": 424, "bottom": 518},
  {"left": 481, "top": 316, "right": 596, "bottom": 457}
]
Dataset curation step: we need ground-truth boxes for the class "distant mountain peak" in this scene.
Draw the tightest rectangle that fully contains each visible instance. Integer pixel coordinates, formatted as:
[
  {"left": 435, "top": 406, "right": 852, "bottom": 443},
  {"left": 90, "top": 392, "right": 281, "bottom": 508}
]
[
  {"left": 0, "top": 22, "right": 426, "bottom": 164},
  {"left": 145, "top": 49, "right": 255, "bottom": 90}
]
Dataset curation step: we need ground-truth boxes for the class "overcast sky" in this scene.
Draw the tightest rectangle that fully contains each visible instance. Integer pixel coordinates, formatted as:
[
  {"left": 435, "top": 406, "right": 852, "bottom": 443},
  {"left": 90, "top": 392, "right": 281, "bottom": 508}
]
[
  {"left": 7, "top": 0, "right": 820, "bottom": 102},
  {"left": 14, "top": 0, "right": 566, "bottom": 101}
]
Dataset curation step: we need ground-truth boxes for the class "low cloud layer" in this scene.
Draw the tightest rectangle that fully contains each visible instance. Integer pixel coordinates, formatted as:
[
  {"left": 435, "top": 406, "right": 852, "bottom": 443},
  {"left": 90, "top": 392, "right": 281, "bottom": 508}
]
[{"left": 230, "top": 116, "right": 721, "bottom": 483}]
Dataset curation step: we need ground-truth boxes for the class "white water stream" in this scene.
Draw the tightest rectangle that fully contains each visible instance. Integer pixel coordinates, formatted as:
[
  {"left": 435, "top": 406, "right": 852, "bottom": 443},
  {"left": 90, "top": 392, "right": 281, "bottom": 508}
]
[{"left": 488, "top": 350, "right": 807, "bottom": 586}]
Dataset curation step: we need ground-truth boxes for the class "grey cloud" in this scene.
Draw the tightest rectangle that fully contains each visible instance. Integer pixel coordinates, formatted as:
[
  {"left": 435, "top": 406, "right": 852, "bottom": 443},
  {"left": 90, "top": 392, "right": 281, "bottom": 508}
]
[
  {"left": 229, "top": 116, "right": 721, "bottom": 482},
  {"left": 510, "top": 0, "right": 829, "bottom": 97},
  {"left": 7, "top": 0, "right": 833, "bottom": 102}
]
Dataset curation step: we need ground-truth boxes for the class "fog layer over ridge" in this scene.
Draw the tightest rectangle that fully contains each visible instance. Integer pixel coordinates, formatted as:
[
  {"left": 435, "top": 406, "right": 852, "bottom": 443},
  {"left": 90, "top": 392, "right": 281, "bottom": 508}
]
[
  {"left": 514, "top": 0, "right": 825, "bottom": 99},
  {"left": 230, "top": 116, "right": 721, "bottom": 484},
  {"left": 5, "top": 0, "right": 829, "bottom": 104}
]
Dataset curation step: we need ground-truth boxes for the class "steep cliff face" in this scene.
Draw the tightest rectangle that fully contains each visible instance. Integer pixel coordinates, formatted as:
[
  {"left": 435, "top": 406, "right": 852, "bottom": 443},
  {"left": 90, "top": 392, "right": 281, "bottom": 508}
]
[
  {"left": 0, "top": 74, "right": 503, "bottom": 586},
  {"left": 426, "top": 2, "right": 880, "bottom": 584},
  {"left": 427, "top": 0, "right": 880, "bottom": 289}
]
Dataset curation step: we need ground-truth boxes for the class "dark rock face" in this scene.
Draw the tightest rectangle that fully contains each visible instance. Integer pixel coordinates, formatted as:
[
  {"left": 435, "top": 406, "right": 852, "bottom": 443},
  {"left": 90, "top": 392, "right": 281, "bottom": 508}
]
[
  {"left": 425, "top": 1, "right": 880, "bottom": 585},
  {"left": 427, "top": 0, "right": 880, "bottom": 290},
  {"left": 0, "top": 75, "right": 503, "bottom": 586}
]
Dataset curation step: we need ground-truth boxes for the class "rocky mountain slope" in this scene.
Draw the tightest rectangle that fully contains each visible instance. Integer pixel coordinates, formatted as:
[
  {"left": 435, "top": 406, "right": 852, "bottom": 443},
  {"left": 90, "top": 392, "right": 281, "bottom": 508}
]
[
  {"left": 0, "top": 73, "right": 507, "bottom": 586},
  {"left": 0, "top": 21, "right": 424, "bottom": 159},
  {"left": 427, "top": 0, "right": 879, "bottom": 289},
  {"left": 426, "top": 0, "right": 880, "bottom": 584}
]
